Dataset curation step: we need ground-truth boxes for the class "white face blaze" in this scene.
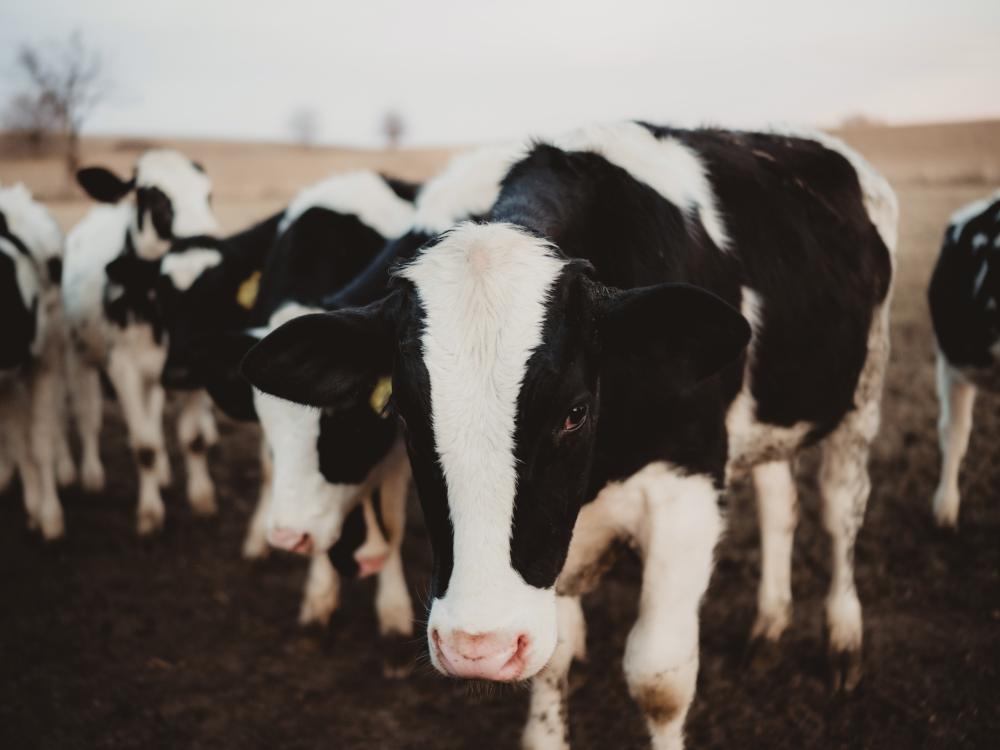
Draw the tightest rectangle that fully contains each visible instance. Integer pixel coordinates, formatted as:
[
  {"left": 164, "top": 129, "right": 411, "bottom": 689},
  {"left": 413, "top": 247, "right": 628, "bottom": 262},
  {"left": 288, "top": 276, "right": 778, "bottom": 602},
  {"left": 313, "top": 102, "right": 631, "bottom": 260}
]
[{"left": 399, "top": 222, "right": 568, "bottom": 679}]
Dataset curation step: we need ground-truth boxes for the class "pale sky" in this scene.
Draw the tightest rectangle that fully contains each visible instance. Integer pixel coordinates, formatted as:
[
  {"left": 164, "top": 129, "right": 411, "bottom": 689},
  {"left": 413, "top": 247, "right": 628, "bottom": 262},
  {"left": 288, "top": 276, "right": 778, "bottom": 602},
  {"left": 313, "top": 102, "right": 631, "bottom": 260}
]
[{"left": 2, "top": 0, "right": 999, "bottom": 147}]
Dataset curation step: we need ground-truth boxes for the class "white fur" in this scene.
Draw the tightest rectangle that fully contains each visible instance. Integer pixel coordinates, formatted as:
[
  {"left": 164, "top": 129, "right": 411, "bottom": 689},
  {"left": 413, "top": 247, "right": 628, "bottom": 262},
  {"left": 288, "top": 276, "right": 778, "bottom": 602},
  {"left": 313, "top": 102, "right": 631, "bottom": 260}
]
[
  {"left": 948, "top": 188, "right": 1000, "bottom": 244},
  {"left": 131, "top": 149, "right": 217, "bottom": 258},
  {"left": 554, "top": 122, "right": 729, "bottom": 251},
  {"left": 750, "top": 460, "right": 797, "bottom": 641},
  {"left": 932, "top": 354, "right": 977, "bottom": 527},
  {"left": 0, "top": 183, "right": 64, "bottom": 266},
  {"left": 399, "top": 222, "right": 567, "bottom": 678},
  {"left": 161, "top": 248, "right": 223, "bottom": 291},
  {"left": 972, "top": 233, "right": 989, "bottom": 250},
  {"left": 411, "top": 143, "right": 528, "bottom": 234},
  {"left": 279, "top": 170, "right": 416, "bottom": 238}
]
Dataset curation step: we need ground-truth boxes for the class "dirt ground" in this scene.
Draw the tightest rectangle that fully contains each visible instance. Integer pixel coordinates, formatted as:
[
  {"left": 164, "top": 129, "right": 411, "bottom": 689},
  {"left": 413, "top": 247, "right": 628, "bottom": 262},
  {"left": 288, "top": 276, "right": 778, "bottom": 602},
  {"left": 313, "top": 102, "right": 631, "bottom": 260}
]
[{"left": 2, "top": 122, "right": 999, "bottom": 749}]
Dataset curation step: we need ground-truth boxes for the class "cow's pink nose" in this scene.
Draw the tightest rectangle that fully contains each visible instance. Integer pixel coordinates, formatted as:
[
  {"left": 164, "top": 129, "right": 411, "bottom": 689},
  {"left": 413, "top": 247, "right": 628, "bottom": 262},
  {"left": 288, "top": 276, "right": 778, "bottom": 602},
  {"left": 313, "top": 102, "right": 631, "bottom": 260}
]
[
  {"left": 267, "top": 527, "right": 314, "bottom": 555},
  {"left": 432, "top": 628, "right": 530, "bottom": 681},
  {"left": 355, "top": 552, "right": 389, "bottom": 578}
]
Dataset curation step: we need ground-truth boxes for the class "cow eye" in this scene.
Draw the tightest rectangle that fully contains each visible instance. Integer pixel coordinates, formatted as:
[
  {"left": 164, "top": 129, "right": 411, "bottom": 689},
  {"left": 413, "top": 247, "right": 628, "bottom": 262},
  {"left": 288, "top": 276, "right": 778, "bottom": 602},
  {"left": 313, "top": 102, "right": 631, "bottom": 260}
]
[{"left": 562, "top": 403, "right": 589, "bottom": 432}]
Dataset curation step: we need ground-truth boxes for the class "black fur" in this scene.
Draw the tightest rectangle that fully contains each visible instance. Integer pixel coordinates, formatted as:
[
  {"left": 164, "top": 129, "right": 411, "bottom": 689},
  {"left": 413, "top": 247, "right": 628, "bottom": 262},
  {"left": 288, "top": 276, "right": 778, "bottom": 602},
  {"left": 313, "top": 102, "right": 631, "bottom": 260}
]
[
  {"left": 76, "top": 166, "right": 135, "bottom": 203},
  {"left": 104, "top": 235, "right": 165, "bottom": 342},
  {"left": 929, "top": 194, "right": 1000, "bottom": 372},
  {"left": 0, "top": 244, "right": 37, "bottom": 370}
]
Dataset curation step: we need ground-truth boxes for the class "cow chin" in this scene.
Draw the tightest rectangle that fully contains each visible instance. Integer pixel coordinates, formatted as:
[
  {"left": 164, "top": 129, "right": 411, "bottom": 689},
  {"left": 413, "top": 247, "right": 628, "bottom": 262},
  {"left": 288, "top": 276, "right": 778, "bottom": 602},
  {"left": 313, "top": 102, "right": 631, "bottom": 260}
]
[{"left": 426, "top": 579, "right": 558, "bottom": 682}]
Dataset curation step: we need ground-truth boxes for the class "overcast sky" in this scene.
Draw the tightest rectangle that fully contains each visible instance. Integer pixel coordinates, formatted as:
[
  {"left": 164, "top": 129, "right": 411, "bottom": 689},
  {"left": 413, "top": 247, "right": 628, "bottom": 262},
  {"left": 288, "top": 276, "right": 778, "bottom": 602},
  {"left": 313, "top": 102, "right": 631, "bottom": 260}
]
[{"left": 3, "top": 0, "right": 999, "bottom": 147}]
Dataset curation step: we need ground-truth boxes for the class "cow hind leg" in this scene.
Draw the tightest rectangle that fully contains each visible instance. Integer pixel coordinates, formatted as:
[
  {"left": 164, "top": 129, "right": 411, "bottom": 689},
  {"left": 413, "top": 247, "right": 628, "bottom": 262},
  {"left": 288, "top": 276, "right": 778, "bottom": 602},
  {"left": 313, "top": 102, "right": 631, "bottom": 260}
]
[
  {"left": 66, "top": 351, "right": 105, "bottom": 493},
  {"left": 819, "top": 409, "right": 876, "bottom": 693},
  {"left": 146, "top": 382, "right": 171, "bottom": 488},
  {"left": 522, "top": 596, "right": 586, "bottom": 750},
  {"left": 375, "top": 468, "right": 416, "bottom": 677},
  {"left": 932, "top": 354, "right": 976, "bottom": 528},
  {"left": 747, "top": 460, "right": 798, "bottom": 657},
  {"left": 28, "top": 368, "right": 66, "bottom": 539},
  {"left": 177, "top": 390, "right": 217, "bottom": 516}
]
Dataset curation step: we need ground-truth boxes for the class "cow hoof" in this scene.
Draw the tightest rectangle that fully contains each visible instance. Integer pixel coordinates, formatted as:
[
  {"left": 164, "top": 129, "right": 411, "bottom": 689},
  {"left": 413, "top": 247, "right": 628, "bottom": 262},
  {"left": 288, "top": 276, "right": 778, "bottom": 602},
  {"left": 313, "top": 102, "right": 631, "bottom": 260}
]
[
  {"left": 380, "top": 634, "right": 415, "bottom": 679},
  {"left": 56, "top": 460, "right": 77, "bottom": 489},
  {"left": 827, "top": 645, "right": 863, "bottom": 693},
  {"left": 137, "top": 506, "right": 166, "bottom": 536},
  {"left": 298, "top": 588, "right": 338, "bottom": 627},
  {"left": 39, "top": 509, "right": 66, "bottom": 541},
  {"left": 188, "top": 485, "right": 217, "bottom": 516},
  {"left": 932, "top": 487, "right": 960, "bottom": 529},
  {"left": 741, "top": 633, "right": 784, "bottom": 676},
  {"left": 242, "top": 532, "right": 270, "bottom": 560},
  {"left": 81, "top": 464, "right": 105, "bottom": 494}
]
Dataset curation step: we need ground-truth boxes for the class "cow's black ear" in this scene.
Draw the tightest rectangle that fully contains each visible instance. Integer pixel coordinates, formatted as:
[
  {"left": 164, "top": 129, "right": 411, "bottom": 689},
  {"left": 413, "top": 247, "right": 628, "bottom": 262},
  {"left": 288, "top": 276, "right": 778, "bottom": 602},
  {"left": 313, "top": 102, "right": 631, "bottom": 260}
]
[
  {"left": 241, "top": 295, "right": 397, "bottom": 408},
  {"left": 77, "top": 167, "right": 135, "bottom": 203},
  {"left": 197, "top": 331, "right": 260, "bottom": 422},
  {"left": 596, "top": 282, "right": 751, "bottom": 387}
]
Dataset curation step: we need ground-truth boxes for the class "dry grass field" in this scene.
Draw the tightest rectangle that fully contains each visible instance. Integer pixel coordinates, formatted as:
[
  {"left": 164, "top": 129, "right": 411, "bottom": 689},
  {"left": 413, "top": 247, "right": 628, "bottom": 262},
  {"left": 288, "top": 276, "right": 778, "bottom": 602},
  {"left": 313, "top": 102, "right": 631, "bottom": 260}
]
[{"left": 1, "top": 120, "right": 999, "bottom": 749}]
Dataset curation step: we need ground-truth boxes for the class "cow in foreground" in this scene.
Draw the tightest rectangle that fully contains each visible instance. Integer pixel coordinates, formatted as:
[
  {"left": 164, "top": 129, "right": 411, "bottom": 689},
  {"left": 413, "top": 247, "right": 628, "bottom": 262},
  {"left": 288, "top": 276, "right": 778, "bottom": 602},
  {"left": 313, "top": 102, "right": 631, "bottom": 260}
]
[
  {"left": 928, "top": 189, "right": 1000, "bottom": 527},
  {"left": 62, "top": 150, "right": 220, "bottom": 534},
  {"left": 245, "top": 122, "right": 897, "bottom": 747},
  {"left": 0, "top": 183, "right": 74, "bottom": 539}
]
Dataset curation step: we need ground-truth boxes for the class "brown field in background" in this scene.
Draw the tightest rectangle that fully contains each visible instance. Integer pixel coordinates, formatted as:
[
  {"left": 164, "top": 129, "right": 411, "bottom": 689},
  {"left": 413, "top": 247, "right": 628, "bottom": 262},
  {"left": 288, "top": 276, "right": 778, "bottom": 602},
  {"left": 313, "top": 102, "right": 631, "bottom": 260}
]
[{"left": 1, "top": 120, "right": 999, "bottom": 749}]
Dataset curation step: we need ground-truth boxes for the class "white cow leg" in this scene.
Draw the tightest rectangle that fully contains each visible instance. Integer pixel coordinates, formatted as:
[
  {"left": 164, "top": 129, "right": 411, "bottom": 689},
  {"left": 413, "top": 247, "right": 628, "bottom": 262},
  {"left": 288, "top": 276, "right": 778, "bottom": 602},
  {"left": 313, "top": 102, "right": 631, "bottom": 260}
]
[
  {"left": 3, "top": 388, "right": 43, "bottom": 530},
  {"left": 819, "top": 407, "right": 876, "bottom": 693},
  {"left": 375, "top": 466, "right": 415, "bottom": 676},
  {"left": 624, "top": 475, "right": 721, "bottom": 750},
  {"left": 28, "top": 367, "right": 65, "bottom": 539},
  {"left": 242, "top": 439, "right": 272, "bottom": 559},
  {"left": 177, "top": 389, "right": 217, "bottom": 516},
  {"left": 522, "top": 596, "right": 586, "bottom": 750},
  {"left": 107, "top": 353, "right": 165, "bottom": 535},
  {"left": 146, "top": 382, "right": 171, "bottom": 488},
  {"left": 66, "top": 351, "right": 105, "bottom": 493},
  {"left": 932, "top": 354, "right": 976, "bottom": 528},
  {"left": 749, "top": 460, "right": 797, "bottom": 645},
  {"left": 53, "top": 371, "right": 77, "bottom": 488},
  {"left": 299, "top": 553, "right": 340, "bottom": 626}
]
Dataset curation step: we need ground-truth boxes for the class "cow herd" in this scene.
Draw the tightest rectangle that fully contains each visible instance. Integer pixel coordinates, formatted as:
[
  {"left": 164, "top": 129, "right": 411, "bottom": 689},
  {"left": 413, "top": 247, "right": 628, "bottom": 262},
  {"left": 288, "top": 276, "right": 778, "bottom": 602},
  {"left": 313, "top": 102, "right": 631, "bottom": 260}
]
[{"left": 1, "top": 122, "right": 998, "bottom": 749}]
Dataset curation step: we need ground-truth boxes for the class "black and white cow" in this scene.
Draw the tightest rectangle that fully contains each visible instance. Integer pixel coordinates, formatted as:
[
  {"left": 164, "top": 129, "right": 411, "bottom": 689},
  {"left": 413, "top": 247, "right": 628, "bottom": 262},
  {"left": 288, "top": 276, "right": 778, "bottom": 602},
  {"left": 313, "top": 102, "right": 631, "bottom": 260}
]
[
  {"left": 186, "top": 171, "right": 421, "bottom": 652},
  {"left": 0, "top": 183, "right": 73, "bottom": 540},
  {"left": 928, "top": 189, "right": 1000, "bottom": 527},
  {"left": 62, "top": 149, "right": 221, "bottom": 535},
  {"left": 243, "top": 122, "right": 897, "bottom": 748}
]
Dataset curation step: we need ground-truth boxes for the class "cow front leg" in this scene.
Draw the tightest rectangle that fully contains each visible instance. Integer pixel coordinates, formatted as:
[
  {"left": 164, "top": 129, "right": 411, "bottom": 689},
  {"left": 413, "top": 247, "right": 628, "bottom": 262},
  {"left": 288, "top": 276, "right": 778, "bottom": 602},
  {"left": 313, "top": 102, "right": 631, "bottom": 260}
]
[
  {"left": 522, "top": 596, "right": 586, "bottom": 750},
  {"left": 107, "top": 353, "right": 165, "bottom": 535},
  {"left": 242, "top": 439, "right": 272, "bottom": 559},
  {"left": 146, "top": 382, "right": 171, "bottom": 488},
  {"left": 748, "top": 460, "right": 797, "bottom": 652},
  {"left": 66, "top": 350, "right": 105, "bottom": 493},
  {"left": 375, "top": 465, "right": 415, "bottom": 677},
  {"left": 177, "top": 389, "right": 217, "bottom": 516},
  {"left": 28, "top": 367, "right": 66, "bottom": 539},
  {"left": 299, "top": 553, "right": 341, "bottom": 626},
  {"left": 932, "top": 354, "right": 976, "bottom": 528},
  {"left": 624, "top": 472, "right": 722, "bottom": 750}
]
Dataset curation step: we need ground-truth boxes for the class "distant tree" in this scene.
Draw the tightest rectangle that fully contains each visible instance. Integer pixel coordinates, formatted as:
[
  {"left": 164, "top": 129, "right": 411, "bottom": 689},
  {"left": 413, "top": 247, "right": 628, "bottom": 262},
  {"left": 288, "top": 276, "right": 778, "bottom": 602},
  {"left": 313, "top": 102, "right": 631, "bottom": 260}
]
[
  {"left": 381, "top": 109, "right": 406, "bottom": 149},
  {"left": 3, "top": 31, "right": 107, "bottom": 174},
  {"left": 288, "top": 106, "right": 320, "bottom": 147}
]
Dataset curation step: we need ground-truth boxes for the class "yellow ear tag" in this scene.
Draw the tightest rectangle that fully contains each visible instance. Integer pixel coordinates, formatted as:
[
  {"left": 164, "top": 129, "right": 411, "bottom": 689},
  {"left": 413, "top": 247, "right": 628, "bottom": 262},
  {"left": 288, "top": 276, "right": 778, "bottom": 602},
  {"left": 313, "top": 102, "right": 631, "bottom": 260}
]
[
  {"left": 370, "top": 376, "right": 393, "bottom": 417},
  {"left": 236, "top": 271, "right": 261, "bottom": 310}
]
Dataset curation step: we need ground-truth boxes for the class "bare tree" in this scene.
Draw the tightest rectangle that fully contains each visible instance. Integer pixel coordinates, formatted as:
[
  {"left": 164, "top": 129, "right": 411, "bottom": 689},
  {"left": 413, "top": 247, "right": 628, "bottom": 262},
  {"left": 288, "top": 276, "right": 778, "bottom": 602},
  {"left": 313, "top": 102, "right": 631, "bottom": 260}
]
[
  {"left": 4, "top": 31, "right": 107, "bottom": 174},
  {"left": 288, "top": 106, "right": 320, "bottom": 147},
  {"left": 380, "top": 109, "right": 406, "bottom": 149}
]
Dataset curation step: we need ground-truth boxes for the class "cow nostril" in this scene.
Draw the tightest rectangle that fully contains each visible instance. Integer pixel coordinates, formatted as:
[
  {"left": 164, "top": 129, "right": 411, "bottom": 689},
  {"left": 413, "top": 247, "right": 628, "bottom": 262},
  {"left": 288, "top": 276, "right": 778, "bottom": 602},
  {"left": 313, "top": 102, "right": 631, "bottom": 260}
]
[{"left": 267, "top": 527, "right": 314, "bottom": 555}]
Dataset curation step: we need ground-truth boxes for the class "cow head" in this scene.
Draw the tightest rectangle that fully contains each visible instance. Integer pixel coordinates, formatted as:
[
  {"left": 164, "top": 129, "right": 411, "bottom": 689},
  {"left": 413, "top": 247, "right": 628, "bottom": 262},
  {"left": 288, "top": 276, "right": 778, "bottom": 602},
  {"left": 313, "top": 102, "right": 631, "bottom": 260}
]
[
  {"left": 77, "top": 149, "right": 218, "bottom": 259},
  {"left": 242, "top": 222, "right": 749, "bottom": 681}
]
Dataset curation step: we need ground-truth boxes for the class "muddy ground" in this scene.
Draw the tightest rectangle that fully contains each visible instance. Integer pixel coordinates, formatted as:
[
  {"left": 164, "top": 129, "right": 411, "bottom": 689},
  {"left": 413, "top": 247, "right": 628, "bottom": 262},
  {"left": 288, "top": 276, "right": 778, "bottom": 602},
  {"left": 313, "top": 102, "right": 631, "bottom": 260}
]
[{"left": 2, "top": 129, "right": 999, "bottom": 749}]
